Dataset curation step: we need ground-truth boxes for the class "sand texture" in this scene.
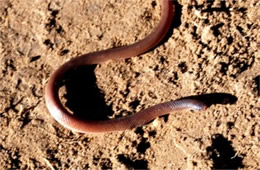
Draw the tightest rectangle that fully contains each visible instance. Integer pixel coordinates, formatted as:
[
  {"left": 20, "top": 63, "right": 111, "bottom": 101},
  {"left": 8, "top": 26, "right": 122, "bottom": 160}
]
[{"left": 0, "top": 0, "right": 259, "bottom": 169}]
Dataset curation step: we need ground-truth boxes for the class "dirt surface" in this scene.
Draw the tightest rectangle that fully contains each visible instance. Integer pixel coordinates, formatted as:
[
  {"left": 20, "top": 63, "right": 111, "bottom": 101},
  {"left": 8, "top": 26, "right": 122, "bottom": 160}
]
[{"left": 0, "top": 0, "right": 259, "bottom": 169}]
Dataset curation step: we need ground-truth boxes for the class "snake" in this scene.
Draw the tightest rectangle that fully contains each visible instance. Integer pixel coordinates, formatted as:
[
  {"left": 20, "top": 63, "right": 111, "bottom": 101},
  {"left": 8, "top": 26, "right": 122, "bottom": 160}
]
[{"left": 45, "top": 0, "right": 208, "bottom": 133}]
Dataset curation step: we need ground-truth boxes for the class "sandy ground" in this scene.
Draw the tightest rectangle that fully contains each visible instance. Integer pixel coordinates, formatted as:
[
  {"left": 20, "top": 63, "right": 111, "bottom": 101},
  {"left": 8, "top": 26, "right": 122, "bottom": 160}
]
[{"left": 0, "top": 0, "right": 259, "bottom": 169}]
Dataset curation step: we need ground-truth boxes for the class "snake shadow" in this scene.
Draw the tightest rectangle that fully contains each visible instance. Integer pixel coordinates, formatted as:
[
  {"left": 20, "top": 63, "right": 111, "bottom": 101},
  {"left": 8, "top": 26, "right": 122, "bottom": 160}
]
[
  {"left": 63, "top": 63, "right": 237, "bottom": 121},
  {"left": 63, "top": 65, "right": 114, "bottom": 120}
]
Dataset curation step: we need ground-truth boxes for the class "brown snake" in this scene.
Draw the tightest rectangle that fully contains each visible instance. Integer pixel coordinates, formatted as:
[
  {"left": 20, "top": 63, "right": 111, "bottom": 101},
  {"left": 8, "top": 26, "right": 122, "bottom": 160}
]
[{"left": 45, "top": 0, "right": 208, "bottom": 133}]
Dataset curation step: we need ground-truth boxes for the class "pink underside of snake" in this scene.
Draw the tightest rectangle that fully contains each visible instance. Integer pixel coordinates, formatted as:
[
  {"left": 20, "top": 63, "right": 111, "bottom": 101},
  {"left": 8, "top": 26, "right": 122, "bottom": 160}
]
[{"left": 45, "top": 0, "right": 207, "bottom": 133}]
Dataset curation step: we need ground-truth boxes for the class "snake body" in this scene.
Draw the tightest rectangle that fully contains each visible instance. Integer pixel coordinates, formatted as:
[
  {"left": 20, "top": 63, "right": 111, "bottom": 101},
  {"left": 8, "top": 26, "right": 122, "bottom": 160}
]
[{"left": 45, "top": 0, "right": 207, "bottom": 133}]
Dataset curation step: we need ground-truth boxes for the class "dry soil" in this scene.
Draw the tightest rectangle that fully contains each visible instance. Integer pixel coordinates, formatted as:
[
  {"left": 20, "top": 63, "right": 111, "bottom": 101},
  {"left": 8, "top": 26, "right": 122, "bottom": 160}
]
[{"left": 0, "top": 0, "right": 259, "bottom": 169}]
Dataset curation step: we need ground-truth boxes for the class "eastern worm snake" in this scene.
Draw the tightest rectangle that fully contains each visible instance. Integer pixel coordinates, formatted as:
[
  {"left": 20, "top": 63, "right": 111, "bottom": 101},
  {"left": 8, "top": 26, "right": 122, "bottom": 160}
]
[{"left": 45, "top": 0, "right": 208, "bottom": 133}]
